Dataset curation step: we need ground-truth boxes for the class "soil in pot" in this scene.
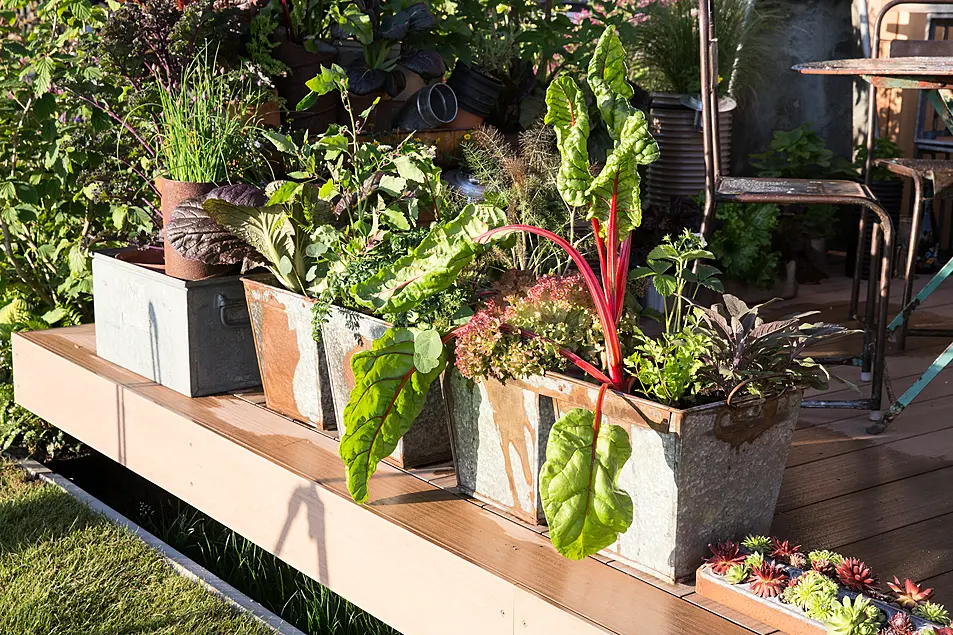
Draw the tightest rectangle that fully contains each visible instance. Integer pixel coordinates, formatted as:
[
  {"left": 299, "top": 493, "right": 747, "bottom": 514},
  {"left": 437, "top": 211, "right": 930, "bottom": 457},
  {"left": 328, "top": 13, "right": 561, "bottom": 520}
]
[
  {"left": 157, "top": 178, "right": 234, "bottom": 280},
  {"left": 273, "top": 39, "right": 338, "bottom": 134},
  {"left": 446, "top": 62, "right": 503, "bottom": 129}
]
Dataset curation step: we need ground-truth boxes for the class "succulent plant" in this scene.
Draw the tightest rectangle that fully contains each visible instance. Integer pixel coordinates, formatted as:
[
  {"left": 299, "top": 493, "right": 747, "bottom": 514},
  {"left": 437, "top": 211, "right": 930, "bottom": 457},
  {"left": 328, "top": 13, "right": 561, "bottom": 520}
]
[
  {"left": 745, "top": 551, "right": 766, "bottom": 570},
  {"left": 725, "top": 564, "right": 750, "bottom": 585},
  {"left": 741, "top": 535, "right": 773, "bottom": 554},
  {"left": 825, "top": 595, "right": 884, "bottom": 635},
  {"left": 781, "top": 570, "right": 839, "bottom": 610},
  {"left": 705, "top": 541, "right": 747, "bottom": 576},
  {"left": 770, "top": 538, "right": 803, "bottom": 565},
  {"left": 913, "top": 602, "right": 952, "bottom": 626},
  {"left": 878, "top": 611, "right": 915, "bottom": 635},
  {"left": 748, "top": 562, "right": 789, "bottom": 598},
  {"left": 805, "top": 593, "right": 838, "bottom": 621},
  {"left": 789, "top": 552, "right": 807, "bottom": 569},
  {"left": 836, "top": 558, "right": 881, "bottom": 594},
  {"left": 809, "top": 549, "right": 846, "bottom": 575},
  {"left": 887, "top": 577, "right": 934, "bottom": 609}
]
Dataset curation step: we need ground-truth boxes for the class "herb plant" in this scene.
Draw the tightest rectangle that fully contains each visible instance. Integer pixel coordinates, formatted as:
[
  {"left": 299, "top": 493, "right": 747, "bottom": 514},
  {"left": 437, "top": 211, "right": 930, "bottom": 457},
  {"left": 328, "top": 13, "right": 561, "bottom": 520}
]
[
  {"left": 155, "top": 53, "right": 267, "bottom": 183},
  {"left": 710, "top": 203, "right": 781, "bottom": 289}
]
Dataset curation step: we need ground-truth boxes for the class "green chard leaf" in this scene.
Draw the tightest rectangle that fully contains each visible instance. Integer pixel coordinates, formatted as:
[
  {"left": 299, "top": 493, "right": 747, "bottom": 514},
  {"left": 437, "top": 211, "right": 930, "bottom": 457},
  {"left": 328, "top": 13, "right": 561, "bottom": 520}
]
[
  {"left": 340, "top": 328, "right": 446, "bottom": 503},
  {"left": 203, "top": 199, "right": 305, "bottom": 294},
  {"left": 587, "top": 27, "right": 634, "bottom": 140},
  {"left": 544, "top": 75, "right": 592, "bottom": 207},
  {"left": 351, "top": 203, "right": 505, "bottom": 314},
  {"left": 540, "top": 407, "right": 633, "bottom": 560},
  {"left": 586, "top": 111, "right": 659, "bottom": 240}
]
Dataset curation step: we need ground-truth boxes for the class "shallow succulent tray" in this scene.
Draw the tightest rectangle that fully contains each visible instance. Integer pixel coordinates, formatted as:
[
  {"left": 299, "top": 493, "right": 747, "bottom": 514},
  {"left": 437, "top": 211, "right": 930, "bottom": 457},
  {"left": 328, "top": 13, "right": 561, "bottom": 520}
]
[{"left": 696, "top": 564, "right": 943, "bottom": 635}]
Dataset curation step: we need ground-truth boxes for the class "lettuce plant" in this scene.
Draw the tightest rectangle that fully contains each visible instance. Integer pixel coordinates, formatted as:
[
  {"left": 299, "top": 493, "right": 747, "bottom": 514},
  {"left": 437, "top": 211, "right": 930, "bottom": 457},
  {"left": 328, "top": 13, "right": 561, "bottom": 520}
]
[{"left": 336, "top": 27, "right": 662, "bottom": 561}]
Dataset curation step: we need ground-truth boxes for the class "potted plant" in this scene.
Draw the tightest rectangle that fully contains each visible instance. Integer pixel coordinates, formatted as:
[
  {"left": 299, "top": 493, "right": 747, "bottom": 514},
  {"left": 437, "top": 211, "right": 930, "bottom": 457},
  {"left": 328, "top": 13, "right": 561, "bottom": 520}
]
[
  {"left": 153, "top": 54, "right": 270, "bottom": 280},
  {"left": 697, "top": 534, "right": 953, "bottom": 635},
  {"left": 629, "top": 0, "right": 777, "bottom": 205},
  {"left": 331, "top": 28, "right": 853, "bottom": 581},
  {"left": 751, "top": 125, "right": 855, "bottom": 283},
  {"left": 165, "top": 67, "right": 477, "bottom": 470},
  {"left": 446, "top": 27, "right": 516, "bottom": 129},
  {"left": 329, "top": 0, "right": 446, "bottom": 131},
  {"left": 709, "top": 202, "right": 796, "bottom": 303},
  {"left": 249, "top": 0, "right": 341, "bottom": 133}
]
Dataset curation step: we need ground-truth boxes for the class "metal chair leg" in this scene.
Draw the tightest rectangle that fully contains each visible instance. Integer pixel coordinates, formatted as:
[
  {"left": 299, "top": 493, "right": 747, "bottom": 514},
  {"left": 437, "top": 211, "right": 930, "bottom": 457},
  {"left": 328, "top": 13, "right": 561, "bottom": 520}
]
[
  {"left": 877, "top": 340, "right": 953, "bottom": 431},
  {"left": 866, "top": 203, "right": 894, "bottom": 429},
  {"left": 850, "top": 208, "right": 869, "bottom": 322},
  {"left": 896, "top": 174, "right": 925, "bottom": 350},
  {"left": 861, "top": 220, "right": 881, "bottom": 383}
]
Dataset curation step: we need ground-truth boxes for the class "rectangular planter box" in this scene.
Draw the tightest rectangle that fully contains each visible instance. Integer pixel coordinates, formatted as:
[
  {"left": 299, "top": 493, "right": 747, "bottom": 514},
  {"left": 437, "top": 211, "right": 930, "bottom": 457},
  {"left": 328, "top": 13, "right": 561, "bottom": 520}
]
[
  {"left": 322, "top": 305, "right": 452, "bottom": 469},
  {"left": 696, "top": 564, "right": 939, "bottom": 635},
  {"left": 93, "top": 250, "right": 261, "bottom": 397},
  {"left": 447, "top": 369, "right": 801, "bottom": 582},
  {"left": 241, "top": 277, "right": 336, "bottom": 430}
]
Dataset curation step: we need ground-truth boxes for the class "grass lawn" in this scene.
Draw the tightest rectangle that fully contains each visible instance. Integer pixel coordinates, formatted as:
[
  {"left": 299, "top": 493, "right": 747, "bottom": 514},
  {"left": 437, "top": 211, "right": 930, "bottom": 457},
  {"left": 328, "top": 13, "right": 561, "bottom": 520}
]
[{"left": 0, "top": 458, "right": 274, "bottom": 635}]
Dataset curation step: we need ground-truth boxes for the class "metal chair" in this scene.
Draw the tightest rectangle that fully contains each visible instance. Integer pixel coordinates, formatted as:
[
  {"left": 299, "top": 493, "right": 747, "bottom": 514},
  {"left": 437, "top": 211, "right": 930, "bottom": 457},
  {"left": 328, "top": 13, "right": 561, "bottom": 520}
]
[
  {"left": 697, "top": 0, "right": 896, "bottom": 422},
  {"left": 856, "top": 0, "right": 953, "bottom": 351}
]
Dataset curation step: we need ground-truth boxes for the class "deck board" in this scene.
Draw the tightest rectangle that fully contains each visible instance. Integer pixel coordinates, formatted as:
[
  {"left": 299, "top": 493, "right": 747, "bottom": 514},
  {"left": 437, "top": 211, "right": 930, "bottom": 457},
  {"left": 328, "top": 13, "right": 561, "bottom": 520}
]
[{"left": 13, "top": 274, "right": 953, "bottom": 634}]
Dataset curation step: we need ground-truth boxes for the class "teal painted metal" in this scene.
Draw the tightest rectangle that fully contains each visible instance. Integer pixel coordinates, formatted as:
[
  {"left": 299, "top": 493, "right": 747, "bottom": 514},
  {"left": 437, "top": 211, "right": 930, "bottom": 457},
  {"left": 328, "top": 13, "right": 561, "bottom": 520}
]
[
  {"left": 888, "top": 254, "right": 953, "bottom": 333},
  {"left": 926, "top": 89, "right": 953, "bottom": 136},
  {"left": 877, "top": 341, "right": 953, "bottom": 432}
]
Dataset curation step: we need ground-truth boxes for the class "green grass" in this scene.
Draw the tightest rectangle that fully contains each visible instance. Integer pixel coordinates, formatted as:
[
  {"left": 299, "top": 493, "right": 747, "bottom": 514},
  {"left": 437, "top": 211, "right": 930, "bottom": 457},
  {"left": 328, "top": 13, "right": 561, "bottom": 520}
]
[
  {"left": 0, "top": 459, "right": 273, "bottom": 635},
  {"left": 139, "top": 501, "right": 401, "bottom": 635}
]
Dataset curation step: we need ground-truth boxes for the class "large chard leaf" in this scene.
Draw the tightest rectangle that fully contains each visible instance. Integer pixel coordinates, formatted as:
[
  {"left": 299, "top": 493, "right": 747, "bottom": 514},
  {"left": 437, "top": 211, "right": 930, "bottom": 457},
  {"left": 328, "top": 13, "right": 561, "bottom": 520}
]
[
  {"left": 586, "top": 111, "right": 659, "bottom": 239},
  {"left": 351, "top": 203, "right": 505, "bottom": 314},
  {"left": 540, "top": 407, "right": 633, "bottom": 560},
  {"left": 340, "top": 328, "right": 446, "bottom": 503},
  {"left": 203, "top": 199, "right": 305, "bottom": 294},
  {"left": 544, "top": 75, "right": 592, "bottom": 207},
  {"left": 587, "top": 27, "right": 634, "bottom": 141}
]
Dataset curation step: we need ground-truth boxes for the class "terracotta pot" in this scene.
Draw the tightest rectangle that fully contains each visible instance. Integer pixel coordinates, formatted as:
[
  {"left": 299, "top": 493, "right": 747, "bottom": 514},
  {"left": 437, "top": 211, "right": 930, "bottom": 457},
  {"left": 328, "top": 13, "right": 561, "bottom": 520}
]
[
  {"left": 447, "top": 107, "right": 484, "bottom": 130},
  {"left": 446, "top": 369, "right": 802, "bottom": 582},
  {"left": 273, "top": 41, "right": 338, "bottom": 134},
  {"left": 157, "top": 178, "right": 233, "bottom": 281}
]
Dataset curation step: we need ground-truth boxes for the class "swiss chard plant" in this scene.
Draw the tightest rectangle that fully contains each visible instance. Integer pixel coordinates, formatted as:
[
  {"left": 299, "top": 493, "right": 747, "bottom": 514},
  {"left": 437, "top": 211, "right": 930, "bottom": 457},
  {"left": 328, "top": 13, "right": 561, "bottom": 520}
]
[{"left": 336, "top": 27, "right": 660, "bottom": 560}]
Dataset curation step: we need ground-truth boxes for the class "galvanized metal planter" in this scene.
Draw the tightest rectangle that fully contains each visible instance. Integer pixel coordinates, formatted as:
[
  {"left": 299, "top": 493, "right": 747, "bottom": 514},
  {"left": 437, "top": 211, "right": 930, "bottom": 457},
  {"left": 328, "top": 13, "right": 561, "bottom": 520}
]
[
  {"left": 322, "top": 305, "right": 452, "bottom": 469},
  {"left": 241, "top": 277, "right": 336, "bottom": 431},
  {"left": 93, "top": 250, "right": 261, "bottom": 397},
  {"left": 446, "top": 369, "right": 802, "bottom": 582}
]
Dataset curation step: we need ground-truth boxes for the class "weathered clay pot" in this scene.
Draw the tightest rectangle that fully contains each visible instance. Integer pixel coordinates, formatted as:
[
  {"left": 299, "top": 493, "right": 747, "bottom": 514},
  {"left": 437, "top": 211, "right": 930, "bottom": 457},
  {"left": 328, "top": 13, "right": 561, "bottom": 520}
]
[
  {"left": 446, "top": 369, "right": 802, "bottom": 582},
  {"left": 322, "top": 305, "right": 452, "bottom": 469},
  {"left": 157, "top": 178, "right": 231, "bottom": 281},
  {"left": 241, "top": 277, "right": 336, "bottom": 431}
]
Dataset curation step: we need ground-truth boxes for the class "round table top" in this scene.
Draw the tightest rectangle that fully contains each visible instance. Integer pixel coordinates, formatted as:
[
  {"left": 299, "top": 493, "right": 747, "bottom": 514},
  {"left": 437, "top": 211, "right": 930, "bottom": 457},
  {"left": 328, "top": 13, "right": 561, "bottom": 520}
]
[{"left": 793, "top": 57, "right": 953, "bottom": 77}]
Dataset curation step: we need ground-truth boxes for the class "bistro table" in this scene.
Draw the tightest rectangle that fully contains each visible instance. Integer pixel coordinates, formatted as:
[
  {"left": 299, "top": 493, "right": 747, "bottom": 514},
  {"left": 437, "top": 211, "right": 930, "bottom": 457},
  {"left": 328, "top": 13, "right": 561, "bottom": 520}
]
[{"left": 794, "top": 57, "right": 953, "bottom": 132}]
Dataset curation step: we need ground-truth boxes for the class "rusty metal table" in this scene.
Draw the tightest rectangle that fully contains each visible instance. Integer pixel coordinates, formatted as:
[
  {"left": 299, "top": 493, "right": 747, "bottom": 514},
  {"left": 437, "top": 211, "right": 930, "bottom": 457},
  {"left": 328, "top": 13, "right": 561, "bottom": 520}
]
[{"left": 794, "top": 57, "right": 953, "bottom": 133}]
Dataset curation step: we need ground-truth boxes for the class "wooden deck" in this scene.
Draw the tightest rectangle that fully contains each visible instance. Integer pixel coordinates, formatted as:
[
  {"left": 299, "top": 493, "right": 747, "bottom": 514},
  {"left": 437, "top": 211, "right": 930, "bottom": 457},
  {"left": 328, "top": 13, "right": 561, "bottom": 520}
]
[{"left": 11, "top": 275, "right": 953, "bottom": 635}]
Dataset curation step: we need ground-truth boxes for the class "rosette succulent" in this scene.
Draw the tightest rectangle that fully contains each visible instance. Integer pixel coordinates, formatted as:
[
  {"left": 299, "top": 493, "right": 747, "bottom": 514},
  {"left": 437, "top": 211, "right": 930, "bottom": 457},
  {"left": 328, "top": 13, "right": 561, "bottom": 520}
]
[
  {"left": 825, "top": 596, "right": 884, "bottom": 635},
  {"left": 748, "top": 563, "right": 788, "bottom": 598},
  {"left": 741, "top": 535, "right": 773, "bottom": 554},
  {"left": 705, "top": 541, "right": 746, "bottom": 576},
  {"left": 781, "top": 570, "right": 838, "bottom": 614},
  {"left": 836, "top": 558, "right": 880, "bottom": 594},
  {"left": 914, "top": 602, "right": 952, "bottom": 626},
  {"left": 887, "top": 577, "right": 934, "bottom": 609}
]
